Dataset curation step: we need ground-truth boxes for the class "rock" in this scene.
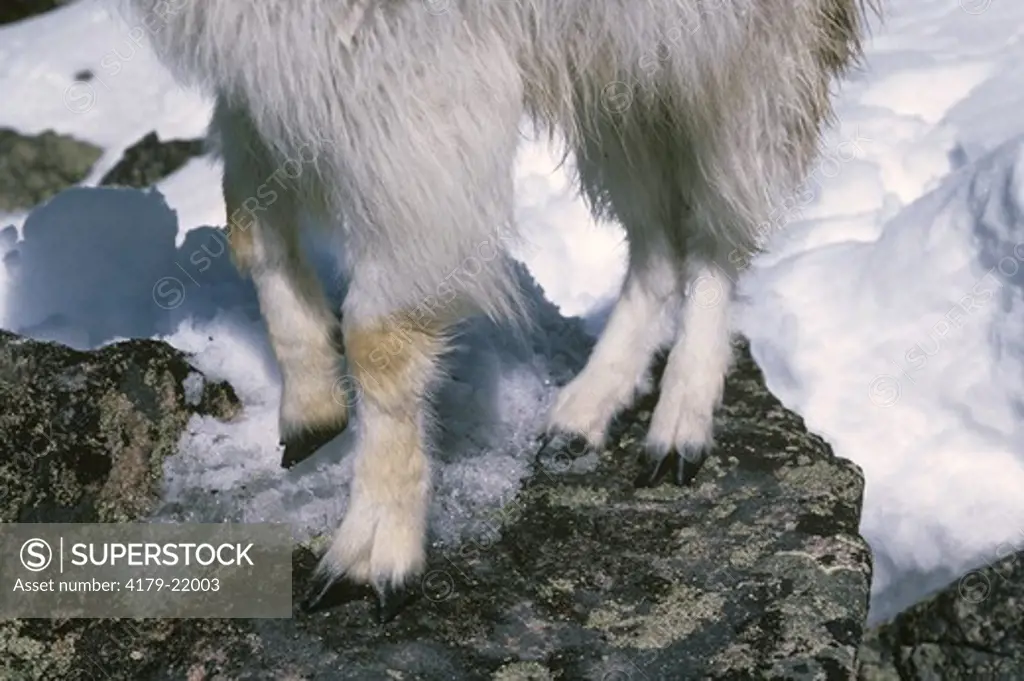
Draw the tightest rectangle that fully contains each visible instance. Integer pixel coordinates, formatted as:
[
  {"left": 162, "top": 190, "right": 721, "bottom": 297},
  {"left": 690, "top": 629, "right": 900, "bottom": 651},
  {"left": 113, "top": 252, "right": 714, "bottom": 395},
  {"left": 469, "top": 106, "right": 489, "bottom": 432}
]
[
  {"left": 0, "top": 0, "right": 73, "bottom": 26},
  {"left": 0, "top": 128, "right": 102, "bottom": 213},
  {"left": 858, "top": 548, "right": 1024, "bottom": 680},
  {"left": 99, "top": 132, "right": 207, "bottom": 190},
  {"left": 0, "top": 329, "right": 240, "bottom": 524},
  {"left": 0, "top": 127, "right": 204, "bottom": 216},
  {"left": 0, "top": 334, "right": 872, "bottom": 680}
]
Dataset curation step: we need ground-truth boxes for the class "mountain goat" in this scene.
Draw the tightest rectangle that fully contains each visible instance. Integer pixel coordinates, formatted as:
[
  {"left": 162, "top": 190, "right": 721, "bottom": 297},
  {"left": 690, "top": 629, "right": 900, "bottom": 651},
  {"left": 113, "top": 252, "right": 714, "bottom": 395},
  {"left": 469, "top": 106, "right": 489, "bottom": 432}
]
[{"left": 118, "top": 0, "right": 875, "bottom": 621}]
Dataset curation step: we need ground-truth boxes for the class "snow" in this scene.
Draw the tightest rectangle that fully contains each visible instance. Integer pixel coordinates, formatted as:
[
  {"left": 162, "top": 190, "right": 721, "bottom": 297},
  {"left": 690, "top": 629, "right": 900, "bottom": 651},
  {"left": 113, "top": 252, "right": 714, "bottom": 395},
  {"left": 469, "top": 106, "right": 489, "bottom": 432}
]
[{"left": 2, "top": 0, "right": 1024, "bottom": 626}]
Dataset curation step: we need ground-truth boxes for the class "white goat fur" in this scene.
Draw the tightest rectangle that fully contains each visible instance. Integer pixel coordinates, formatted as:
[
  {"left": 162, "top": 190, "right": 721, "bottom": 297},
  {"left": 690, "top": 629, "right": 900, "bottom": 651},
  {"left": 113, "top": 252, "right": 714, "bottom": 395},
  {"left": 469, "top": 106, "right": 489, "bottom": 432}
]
[{"left": 118, "top": 0, "right": 874, "bottom": 599}]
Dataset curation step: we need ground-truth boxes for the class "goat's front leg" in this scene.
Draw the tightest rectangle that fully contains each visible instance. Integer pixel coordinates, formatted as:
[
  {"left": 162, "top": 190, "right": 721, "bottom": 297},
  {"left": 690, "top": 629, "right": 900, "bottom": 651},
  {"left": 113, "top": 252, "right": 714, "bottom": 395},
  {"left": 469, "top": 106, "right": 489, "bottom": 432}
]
[
  {"left": 301, "top": 303, "right": 451, "bottom": 622},
  {"left": 217, "top": 101, "right": 349, "bottom": 468}
]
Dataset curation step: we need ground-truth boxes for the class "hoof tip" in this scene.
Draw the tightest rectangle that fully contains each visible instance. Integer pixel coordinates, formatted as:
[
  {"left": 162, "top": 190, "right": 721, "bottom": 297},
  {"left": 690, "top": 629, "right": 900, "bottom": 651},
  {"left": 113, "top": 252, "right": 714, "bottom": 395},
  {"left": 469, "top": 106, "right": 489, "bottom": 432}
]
[
  {"left": 536, "top": 428, "right": 592, "bottom": 472},
  {"left": 634, "top": 447, "right": 706, "bottom": 488},
  {"left": 281, "top": 423, "right": 346, "bottom": 469}
]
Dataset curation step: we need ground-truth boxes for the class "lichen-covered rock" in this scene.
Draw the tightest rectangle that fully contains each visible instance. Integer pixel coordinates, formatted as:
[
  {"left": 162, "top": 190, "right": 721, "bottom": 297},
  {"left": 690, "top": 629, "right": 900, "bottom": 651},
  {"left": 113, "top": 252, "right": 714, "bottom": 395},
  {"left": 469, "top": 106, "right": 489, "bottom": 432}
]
[
  {"left": 0, "top": 0, "right": 73, "bottom": 26},
  {"left": 858, "top": 548, "right": 1024, "bottom": 680},
  {"left": 0, "top": 128, "right": 102, "bottom": 213},
  {"left": 0, "top": 329, "right": 240, "bottom": 524},
  {"left": 0, "top": 335, "right": 872, "bottom": 680},
  {"left": 99, "top": 132, "right": 207, "bottom": 190}
]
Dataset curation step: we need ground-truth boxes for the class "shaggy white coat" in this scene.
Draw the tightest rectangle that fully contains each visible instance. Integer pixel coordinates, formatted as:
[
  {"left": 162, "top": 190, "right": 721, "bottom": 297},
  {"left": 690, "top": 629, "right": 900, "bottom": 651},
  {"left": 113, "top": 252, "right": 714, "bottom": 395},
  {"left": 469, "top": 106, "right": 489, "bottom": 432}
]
[{"left": 117, "top": 0, "right": 874, "bottom": 600}]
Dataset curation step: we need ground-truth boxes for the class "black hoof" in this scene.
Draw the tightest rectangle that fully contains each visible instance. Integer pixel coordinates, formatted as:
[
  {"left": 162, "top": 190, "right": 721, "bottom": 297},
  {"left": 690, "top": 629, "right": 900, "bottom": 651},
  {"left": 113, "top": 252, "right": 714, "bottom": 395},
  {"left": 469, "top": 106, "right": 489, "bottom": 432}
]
[
  {"left": 281, "top": 423, "right": 346, "bottom": 469},
  {"left": 376, "top": 582, "right": 415, "bottom": 624},
  {"left": 300, "top": 570, "right": 416, "bottom": 624},
  {"left": 299, "top": 570, "right": 371, "bottom": 615},
  {"left": 535, "top": 428, "right": 592, "bottom": 473},
  {"left": 634, "top": 447, "right": 706, "bottom": 488}
]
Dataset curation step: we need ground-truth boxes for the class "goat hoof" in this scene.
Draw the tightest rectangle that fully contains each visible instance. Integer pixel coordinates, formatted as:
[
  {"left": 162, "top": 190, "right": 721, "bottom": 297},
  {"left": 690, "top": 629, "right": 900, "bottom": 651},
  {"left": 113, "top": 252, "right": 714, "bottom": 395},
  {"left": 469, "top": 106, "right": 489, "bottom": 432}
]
[
  {"left": 299, "top": 570, "right": 370, "bottom": 615},
  {"left": 281, "top": 423, "right": 346, "bottom": 468},
  {"left": 634, "top": 447, "right": 705, "bottom": 488},
  {"left": 300, "top": 569, "right": 415, "bottom": 624},
  {"left": 536, "top": 428, "right": 592, "bottom": 473},
  {"left": 375, "top": 581, "right": 415, "bottom": 624}
]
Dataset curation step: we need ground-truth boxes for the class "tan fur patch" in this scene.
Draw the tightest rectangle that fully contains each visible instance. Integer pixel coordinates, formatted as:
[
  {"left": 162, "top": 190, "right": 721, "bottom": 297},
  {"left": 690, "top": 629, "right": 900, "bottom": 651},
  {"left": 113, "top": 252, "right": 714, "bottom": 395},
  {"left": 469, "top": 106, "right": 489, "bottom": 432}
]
[
  {"left": 345, "top": 311, "right": 451, "bottom": 415},
  {"left": 222, "top": 184, "right": 257, "bottom": 274},
  {"left": 815, "top": 0, "right": 878, "bottom": 75},
  {"left": 778, "top": 0, "right": 879, "bottom": 179}
]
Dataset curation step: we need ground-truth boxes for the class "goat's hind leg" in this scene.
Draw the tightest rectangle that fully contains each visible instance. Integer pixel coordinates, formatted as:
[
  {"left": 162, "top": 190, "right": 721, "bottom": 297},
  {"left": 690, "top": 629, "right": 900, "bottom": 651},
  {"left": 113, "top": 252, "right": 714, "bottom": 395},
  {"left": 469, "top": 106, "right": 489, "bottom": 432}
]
[
  {"left": 216, "top": 100, "right": 349, "bottom": 468},
  {"left": 540, "top": 119, "right": 682, "bottom": 460},
  {"left": 541, "top": 241, "right": 682, "bottom": 457},
  {"left": 634, "top": 254, "right": 735, "bottom": 487},
  {"left": 540, "top": 111, "right": 738, "bottom": 488}
]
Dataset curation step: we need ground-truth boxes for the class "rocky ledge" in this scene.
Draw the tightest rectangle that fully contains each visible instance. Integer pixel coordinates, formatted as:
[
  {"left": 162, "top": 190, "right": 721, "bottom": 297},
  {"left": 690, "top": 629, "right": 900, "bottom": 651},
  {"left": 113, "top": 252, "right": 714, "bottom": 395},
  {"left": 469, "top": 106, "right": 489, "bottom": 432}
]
[
  {"left": 0, "top": 330, "right": 875, "bottom": 680},
  {"left": 0, "top": 328, "right": 240, "bottom": 525},
  {"left": 858, "top": 545, "right": 1024, "bottom": 680}
]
